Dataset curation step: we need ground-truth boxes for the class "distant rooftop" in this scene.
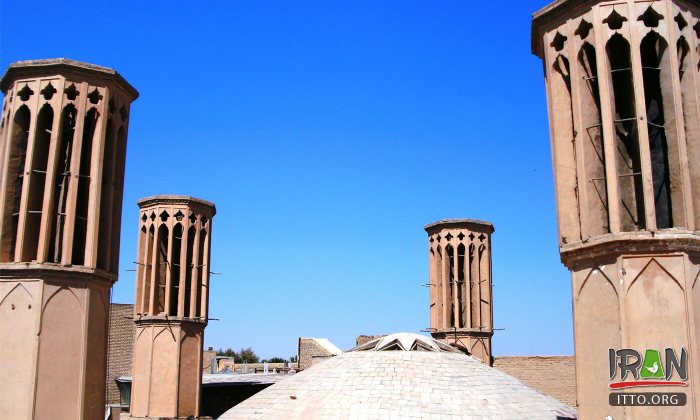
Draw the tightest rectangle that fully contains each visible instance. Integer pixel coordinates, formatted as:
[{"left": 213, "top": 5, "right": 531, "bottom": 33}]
[
  {"left": 304, "top": 338, "right": 342, "bottom": 355},
  {"left": 118, "top": 372, "right": 292, "bottom": 387}
]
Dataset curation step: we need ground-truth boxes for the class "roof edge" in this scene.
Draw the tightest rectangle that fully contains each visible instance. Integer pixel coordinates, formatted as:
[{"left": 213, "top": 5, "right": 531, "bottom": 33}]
[
  {"left": 137, "top": 195, "right": 217, "bottom": 214},
  {"left": 424, "top": 218, "right": 494, "bottom": 234},
  {"left": 1, "top": 58, "right": 138, "bottom": 100},
  {"left": 531, "top": 0, "right": 598, "bottom": 58}
]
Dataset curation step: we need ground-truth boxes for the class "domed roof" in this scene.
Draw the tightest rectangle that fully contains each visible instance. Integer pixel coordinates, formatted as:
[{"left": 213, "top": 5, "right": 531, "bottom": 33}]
[{"left": 220, "top": 333, "right": 577, "bottom": 419}]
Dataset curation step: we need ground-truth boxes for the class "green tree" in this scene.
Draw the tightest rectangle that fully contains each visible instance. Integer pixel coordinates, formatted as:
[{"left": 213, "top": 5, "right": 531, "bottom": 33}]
[
  {"left": 236, "top": 347, "right": 259, "bottom": 363},
  {"left": 215, "top": 346, "right": 259, "bottom": 363},
  {"left": 216, "top": 347, "right": 237, "bottom": 358},
  {"left": 264, "top": 357, "right": 287, "bottom": 363}
]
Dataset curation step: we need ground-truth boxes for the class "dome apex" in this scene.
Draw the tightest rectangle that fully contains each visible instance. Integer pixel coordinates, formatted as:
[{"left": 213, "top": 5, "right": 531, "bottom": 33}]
[{"left": 350, "top": 332, "right": 462, "bottom": 353}]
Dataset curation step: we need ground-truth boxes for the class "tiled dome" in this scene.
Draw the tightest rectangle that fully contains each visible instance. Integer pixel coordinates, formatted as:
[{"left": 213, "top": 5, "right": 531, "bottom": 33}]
[{"left": 220, "top": 333, "right": 577, "bottom": 419}]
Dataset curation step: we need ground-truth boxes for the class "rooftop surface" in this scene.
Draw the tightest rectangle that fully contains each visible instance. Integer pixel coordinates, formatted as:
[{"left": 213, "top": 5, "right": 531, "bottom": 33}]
[
  {"left": 307, "top": 337, "right": 343, "bottom": 355},
  {"left": 118, "top": 372, "right": 292, "bottom": 387},
  {"left": 221, "top": 334, "right": 576, "bottom": 419},
  {"left": 202, "top": 372, "right": 292, "bottom": 387}
]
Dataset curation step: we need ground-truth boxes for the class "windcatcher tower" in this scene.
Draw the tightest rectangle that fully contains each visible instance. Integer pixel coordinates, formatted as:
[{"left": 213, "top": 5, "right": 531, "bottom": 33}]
[
  {"left": 0, "top": 59, "right": 137, "bottom": 420},
  {"left": 533, "top": 1, "right": 700, "bottom": 418},
  {"left": 425, "top": 219, "right": 494, "bottom": 365},
  {"left": 130, "top": 195, "right": 215, "bottom": 419}
]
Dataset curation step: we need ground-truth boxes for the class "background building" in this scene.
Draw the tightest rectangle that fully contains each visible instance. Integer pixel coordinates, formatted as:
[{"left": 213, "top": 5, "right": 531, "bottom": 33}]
[
  {"left": 297, "top": 337, "right": 343, "bottom": 370},
  {"left": 107, "top": 303, "right": 136, "bottom": 405}
]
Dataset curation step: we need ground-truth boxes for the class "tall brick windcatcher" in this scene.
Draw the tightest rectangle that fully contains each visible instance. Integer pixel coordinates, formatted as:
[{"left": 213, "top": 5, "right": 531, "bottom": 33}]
[
  {"left": 533, "top": 1, "right": 700, "bottom": 418},
  {"left": 129, "top": 195, "right": 215, "bottom": 419},
  {"left": 424, "top": 219, "right": 494, "bottom": 365},
  {"left": 0, "top": 59, "right": 137, "bottom": 420}
]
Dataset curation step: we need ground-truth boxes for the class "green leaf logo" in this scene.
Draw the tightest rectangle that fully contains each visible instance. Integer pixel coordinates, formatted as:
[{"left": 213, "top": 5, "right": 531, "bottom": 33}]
[{"left": 641, "top": 349, "right": 665, "bottom": 379}]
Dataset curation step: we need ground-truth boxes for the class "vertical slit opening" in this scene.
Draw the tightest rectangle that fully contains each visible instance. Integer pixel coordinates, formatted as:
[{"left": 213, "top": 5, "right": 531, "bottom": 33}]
[
  {"left": 478, "top": 243, "right": 488, "bottom": 328},
  {"left": 170, "top": 223, "right": 183, "bottom": 316},
  {"left": 552, "top": 51, "right": 582, "bottom": 243},
  {"left": 135, "top": 225, "right": 147, "bottom": 314},
  {"left": 97, "top": 119, "right": 116, "bottom": 270},
  {"left": 445, "top": 244, "right": 454, "bottom": 328},
  {"left": 1, "top": 105, "right": 31, "bottom": 262},
  {"left": 195, "top": 229, "right": 207, "bottom": 318},
  {"left": 457, "top": 243, "right": 466, "bottom": 329},
  {"left": 72, "top": 108, "right": 99, "bottom": 265},
  {"left": 184, "top": 226, "right": 195, "bottom": 317},
  {"left": 109, "top": 127, "right": 127, "bottom": 273},
  {"left": 607, "top": 34, "right": 645, "bottom": 231},
  {"left": 23, "top": 105, "right": 53, "bottom": 260},
  {"left": 156, "top": 224, "right": 169, "bottom": 314},
  {"left": 641, "top": 32, "right": 673, "bottom": 228},
  {"left": 436, "top": 245, "right": 443, "bottom": 328},
  {"left": 429, "top": 247, "right": 436, "bottom": 327},
  {"left": 578, "top": 42, "right": 611, "bottom": 235},
  {"left": 48, "top": 105, "right": 76, "bottom": 263},
  {"left": 143, "top": 225, "right": 154, "bottom": 315},
  {"left": 469, "top": 243, "right": 477, "bottom": 328},
  {"left": 678, "top": 36, "right": 700, "bottom": 228}
]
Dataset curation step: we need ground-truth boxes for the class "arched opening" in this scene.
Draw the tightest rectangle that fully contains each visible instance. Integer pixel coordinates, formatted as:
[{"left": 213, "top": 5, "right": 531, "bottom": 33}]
[
  {"left": 445, "top": 244, "right": 455, "bottom": 328},
  {"left": 457, "top": 243, "right": 466, "bottom": 328},
  {"left": 607, "top": 34, "right": 645, "bottom": 231},
  {"left": 578, "top": 42, "right": 610, "bottom": 235},
  {"left": 142, "top": 225, "right": 155, "bottom": 315},
  {"left": 23, "top": 104, "right": 53, "bottom": 261},
  {"left": 478, "top": 242, "right": 490, "bottom": 329},
  {"left": 1, "top": 106, "right": 31, "bottom": 262},
  {"left": 469, "top": 243, "right": 478, "bottom": 328},
  {"left": 155, "top": 224, "right": 169, "bottom": 314},
  {"left": 640, "top": 31, "right": 674, "bottom": 228},
  {"left": 48, "top": 105, "right": 76, "bottom": 263},
  {"left": 72, "top": 108, "right": 99, "bottom": 265},
  {"left": 184, "top": 226, "right": 195, "bottom": 317},
  {"left": 195, "top": 229, "right": 207, "bottom": 318},
  {"left": 435, "top": 245, "right": 443, "bottom": 328},
  {"left": 170, "top": 223, "right": 183, "bottom": 316},
  {"left": 678, "top": 36, "right": 700, "bottom": 228},
  {"left": 97, "top": 119, "right": 116, "bottom": 270},
  {"left": 135, "top": 226, "right": 147, "bottom": 314},
  {"left": 552, "top": 52, "right": 581, "bottom": 242},
  {"left": 429, "top": 247, "right": 437, "bottom": 327},
  {"left": 109, "top": 126, "right": 127, "bottom": 274}
]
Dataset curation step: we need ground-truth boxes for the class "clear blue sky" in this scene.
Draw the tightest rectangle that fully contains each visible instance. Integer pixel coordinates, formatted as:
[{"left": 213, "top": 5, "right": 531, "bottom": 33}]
[{"left": 1, "top": 0, "right": 571, "bottom": 359}]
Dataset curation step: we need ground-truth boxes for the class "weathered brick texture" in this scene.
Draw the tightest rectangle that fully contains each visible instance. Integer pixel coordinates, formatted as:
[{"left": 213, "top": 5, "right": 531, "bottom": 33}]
[
  {"left": 355, "top": 334, "right": 385, "bottom": 347},
  {"left": 202, "top": 349, "right": 217, "bottom": 373},
  {"left": 105, "top": 303, "right": 135, "bottom": 404},
  {"left": 297, "top": 338, "right": 339, "bottom": 370},
  {"left": 493, "top": 356, "right": 576, "bottom": 408}
]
